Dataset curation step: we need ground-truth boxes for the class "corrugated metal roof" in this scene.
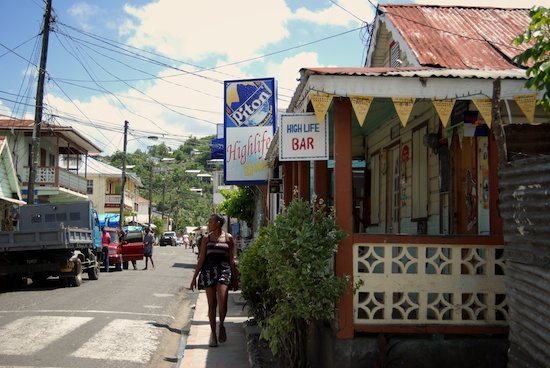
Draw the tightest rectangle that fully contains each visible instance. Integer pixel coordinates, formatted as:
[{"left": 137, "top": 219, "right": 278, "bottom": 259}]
[
  {"left": 301, "top": 67, "right": 528, "bottom": 79},
  {"left": 0, "top": 119, "right": 102, "bottom": 153},
  {"left": 86, "top": 157, "right": 143, "bottom": 186},
  {"left": 378, "top": 4, "right": 532, "bottom": 70}
]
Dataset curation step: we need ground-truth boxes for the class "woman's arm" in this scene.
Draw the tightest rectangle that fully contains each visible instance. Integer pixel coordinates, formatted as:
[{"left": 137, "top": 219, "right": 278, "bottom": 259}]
[
  {"left": 189, "top": 235, "right": 208, "bottom": 291},
  {"left": 227, "top": 233, "right": 238, "bottom": 290}
]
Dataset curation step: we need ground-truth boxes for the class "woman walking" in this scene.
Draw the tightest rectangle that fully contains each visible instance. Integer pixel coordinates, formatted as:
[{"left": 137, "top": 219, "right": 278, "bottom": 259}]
[
  {"left": 190, "top": 213, "right": 237, "bottom": 347},
  {"left": 143, "top": 227, "right": 155, "bottom": 270}
]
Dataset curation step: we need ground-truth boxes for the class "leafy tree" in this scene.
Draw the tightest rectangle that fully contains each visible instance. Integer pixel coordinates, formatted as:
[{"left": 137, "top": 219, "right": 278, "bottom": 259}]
[
  {"left": 101, "top": 135, "right": 216, "bottom": 230},
  {"left": 513, "top": 6, "right": 550, "bottom": 110},
  {"left": 217, "top": 186, "right": 255, "bottom": 225}
]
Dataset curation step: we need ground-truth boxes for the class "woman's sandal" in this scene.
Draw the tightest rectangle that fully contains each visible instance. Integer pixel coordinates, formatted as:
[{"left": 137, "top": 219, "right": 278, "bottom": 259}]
[
  {"left": 219, "top": 325, "right": 227, "bottom": 343},
  {"left": 209, "top": 334, "right": 218, "bottom": 347}
]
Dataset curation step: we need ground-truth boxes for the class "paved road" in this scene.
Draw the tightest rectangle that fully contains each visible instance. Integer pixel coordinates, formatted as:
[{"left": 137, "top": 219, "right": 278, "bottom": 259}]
[{"left": 0, "top": 244, "right": 199, "bottom": 368}]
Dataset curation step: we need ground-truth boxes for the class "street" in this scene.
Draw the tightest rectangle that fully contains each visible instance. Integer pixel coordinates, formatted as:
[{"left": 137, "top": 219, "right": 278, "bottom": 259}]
[{"left": 0, "top": 244, "right": 199, "bottom": 368}]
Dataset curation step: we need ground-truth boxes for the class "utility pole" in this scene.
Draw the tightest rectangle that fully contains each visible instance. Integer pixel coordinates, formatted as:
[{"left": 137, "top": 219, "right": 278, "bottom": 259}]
[
  {"left": 148, "top": 160, "right": 153, "bottom": 229},
  {"left": 119, "top": 120, "right": 129, "bottom": 230},
  {"left": 28, "top": 0, "right": 52, "bottom": 204}
]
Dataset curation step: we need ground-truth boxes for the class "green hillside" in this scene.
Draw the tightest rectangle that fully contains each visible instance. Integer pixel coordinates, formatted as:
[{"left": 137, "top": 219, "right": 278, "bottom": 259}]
[{"left": 103, "top": 135, "right": 219, "bottom": 233}]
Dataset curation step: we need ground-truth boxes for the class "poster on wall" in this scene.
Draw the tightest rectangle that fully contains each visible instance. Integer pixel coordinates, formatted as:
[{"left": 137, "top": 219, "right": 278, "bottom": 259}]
[{"left": 224, "top": 78, "right": 277, "bottom": 185}]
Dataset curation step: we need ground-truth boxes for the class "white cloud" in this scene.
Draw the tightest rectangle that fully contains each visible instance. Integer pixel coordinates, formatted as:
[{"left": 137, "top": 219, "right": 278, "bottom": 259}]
[
  {"left": 67, "top": 3, "right": 100, "bottom": 32},
  {"left": 292, "top": 1, "right": 373, "bottom": 26},
  {"left": 121, "top": 0, "right": 293, "bottom": 63}
]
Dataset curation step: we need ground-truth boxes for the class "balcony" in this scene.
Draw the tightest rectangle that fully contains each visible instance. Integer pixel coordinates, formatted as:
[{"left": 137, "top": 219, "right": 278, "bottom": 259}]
[
  {"left": 352, "top": 235, "right": 507, "bottom": 335},
  {"left": 22, "top": 166, "right": 87, "bottom": 195},
  {"left": 104, "top": 193, "right": 133, "bottom": 210}
]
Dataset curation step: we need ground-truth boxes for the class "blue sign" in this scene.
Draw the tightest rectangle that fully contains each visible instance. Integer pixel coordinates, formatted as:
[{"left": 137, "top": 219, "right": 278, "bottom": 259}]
[{"left": 224, "top": 78, "right": 277, "bottom": 185}]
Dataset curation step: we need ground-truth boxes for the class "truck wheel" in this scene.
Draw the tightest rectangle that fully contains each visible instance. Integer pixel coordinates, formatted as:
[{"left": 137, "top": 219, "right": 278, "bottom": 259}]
[
  {"left": 88, "top": 262, "right": 99, "bottom": 280},
  {"left": 69, "top": 259, "right": 83, "bottom": 287}
]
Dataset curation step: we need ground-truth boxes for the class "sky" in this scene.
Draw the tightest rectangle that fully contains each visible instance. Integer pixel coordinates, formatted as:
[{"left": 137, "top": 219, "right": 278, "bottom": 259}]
[{"left": 1, "top": 0, "right": 549, "bottom": 155}]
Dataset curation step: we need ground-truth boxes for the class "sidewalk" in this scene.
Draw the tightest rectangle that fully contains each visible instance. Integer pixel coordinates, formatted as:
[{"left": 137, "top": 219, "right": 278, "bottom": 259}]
[{"left": 179, "top": 290, "right": 250, "bottom": 368}]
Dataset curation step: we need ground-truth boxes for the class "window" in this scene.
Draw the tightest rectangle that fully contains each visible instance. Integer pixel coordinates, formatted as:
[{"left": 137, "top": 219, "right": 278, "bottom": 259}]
[
  {"left": 390, "top": 41, "right": 401, "bottom": 68},
  {"left": 87, "top": 179, "right": 94, "bottom": 194}
]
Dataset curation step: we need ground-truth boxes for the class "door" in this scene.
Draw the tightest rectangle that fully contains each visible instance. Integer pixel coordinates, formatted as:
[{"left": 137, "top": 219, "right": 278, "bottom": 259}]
[
  {"left": 450, "top": 131, "right": 478, "bottom": 234},
  {"left": 122, "top": 230, "right": 145, "bottom": 261},
  {"left": 386, "top": 145, "right": 400, "bottom": 234}
]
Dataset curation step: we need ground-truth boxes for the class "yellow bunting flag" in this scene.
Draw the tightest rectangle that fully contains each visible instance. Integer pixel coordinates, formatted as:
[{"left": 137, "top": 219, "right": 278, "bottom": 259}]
[
  {"left": 350, "top": 96, "right": 374, "bottom": 127},
  {"left": 310, "top": 93, "right": 333, "bottom": 125},
  {"left": 514, "top": 94, "right": 537, "bottom": 123},
  {"left": 432, "top": 99, "right": 456, "bottom": 127},
  {"left": 391, "top": 97, "right": 416, "bottom": 127},
  {"left": 472, "top": 98, "right": 492, "bottom": 128}
]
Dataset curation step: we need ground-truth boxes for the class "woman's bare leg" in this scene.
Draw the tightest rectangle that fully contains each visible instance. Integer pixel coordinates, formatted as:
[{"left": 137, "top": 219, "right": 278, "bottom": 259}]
[
  {"left": 217, "top": 284, "right": 229, "bottom": 342},
  {"left": 205, "top": 286, "right": 218, "bottom": 346}
]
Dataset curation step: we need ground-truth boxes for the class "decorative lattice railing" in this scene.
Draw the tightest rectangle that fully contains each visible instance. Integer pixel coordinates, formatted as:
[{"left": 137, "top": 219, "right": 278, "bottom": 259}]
[{"left": 353, "top": 242, "right": 508, "bottom": 331}]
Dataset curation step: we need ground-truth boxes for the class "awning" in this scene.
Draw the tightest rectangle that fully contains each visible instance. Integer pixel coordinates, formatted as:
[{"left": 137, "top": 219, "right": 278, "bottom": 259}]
[{"left": 0, "top": 196, "right": 26, "bottom": 205}]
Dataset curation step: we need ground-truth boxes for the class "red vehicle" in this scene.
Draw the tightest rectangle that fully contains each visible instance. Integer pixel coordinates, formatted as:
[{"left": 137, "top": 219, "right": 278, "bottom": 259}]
[
  {"left": 102, "top": 227, "right": 144, "bottom": 271},
  {"left": 120, "top": 228, "right": 145, "bottom": 270}
]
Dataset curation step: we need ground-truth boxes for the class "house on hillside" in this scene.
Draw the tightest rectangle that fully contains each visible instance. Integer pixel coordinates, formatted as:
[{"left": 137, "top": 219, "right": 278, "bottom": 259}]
[
  {"left": 0, "top": 119, "right": 101, "bottom": 204},
  {"left": 85, "top": 157, "right": 147, "bottom": 227},
  {"left": 266, "top": 4, "right": 549, "bottom": 367}
]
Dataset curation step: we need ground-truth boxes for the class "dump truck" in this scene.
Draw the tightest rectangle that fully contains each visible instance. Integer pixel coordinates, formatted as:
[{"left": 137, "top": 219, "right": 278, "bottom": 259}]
[{"left": 0, "top": 202, "right": 102, "bottom": 287}]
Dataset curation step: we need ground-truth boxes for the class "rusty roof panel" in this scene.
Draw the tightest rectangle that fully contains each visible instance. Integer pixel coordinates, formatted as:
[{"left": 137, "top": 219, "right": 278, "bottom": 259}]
[{"left": 379, "top": 4, "right": 532, "bottom": 70}]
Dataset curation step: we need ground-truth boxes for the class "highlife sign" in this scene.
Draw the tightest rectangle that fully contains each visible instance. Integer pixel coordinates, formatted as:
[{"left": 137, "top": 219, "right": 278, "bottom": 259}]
[
  {"left": 224, "top": 78, "right": 277, "bottom": 185},
  {"left": 279, "top": 113, "right": 328, "bottom": 161}
]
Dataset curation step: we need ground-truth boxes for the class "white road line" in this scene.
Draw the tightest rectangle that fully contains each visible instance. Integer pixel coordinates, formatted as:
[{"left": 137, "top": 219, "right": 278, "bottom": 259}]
[
  {"left": 72, "top": 319, "right": 162, "bottom": 363},
  {"left": 0, "top": 316, "right": 92, "bottom": 355},
  {"left": 0, "top": 309, "right": 174, "bottom": 319}
]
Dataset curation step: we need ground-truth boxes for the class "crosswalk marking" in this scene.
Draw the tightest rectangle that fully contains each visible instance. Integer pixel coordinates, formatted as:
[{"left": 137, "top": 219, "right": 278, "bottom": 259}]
[
  {"left": 72, "top": 319, "right": 162, "bottom": 363},
  {"left": 0, "top": 316, "right": 92, "bottom": 355}
]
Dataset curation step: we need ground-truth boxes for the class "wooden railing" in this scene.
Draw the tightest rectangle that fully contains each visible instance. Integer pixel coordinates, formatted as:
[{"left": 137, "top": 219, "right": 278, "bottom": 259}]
[
  {"left": 352, "top": 237, "right": 508, "bottom": 334},
  {"left": 22, "top": 166, "right": 87, "bottom": 195},
  {"left": 105, "top": 193, "right": 132, "bottom": 209}
]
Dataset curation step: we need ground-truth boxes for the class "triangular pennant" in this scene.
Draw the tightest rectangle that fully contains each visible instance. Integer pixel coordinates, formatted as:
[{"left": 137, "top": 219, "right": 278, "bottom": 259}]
[
  {"left": 472, "top": 98, "right": 492, "bottom": 128},
  {"left": 432, "top": 99, "right": 456, "bottom": 128},
  {"left": 391, "top": 97, "right": 416, "bottom": 127},
  {"left": 350, "top": 96, "right": 374, "bottom": 127},
  {"left": 310, "top": 93, "right": 333, "bottom": 125},
  {"left": 514, "top": 94, "right": 537, "bottom": 123}
]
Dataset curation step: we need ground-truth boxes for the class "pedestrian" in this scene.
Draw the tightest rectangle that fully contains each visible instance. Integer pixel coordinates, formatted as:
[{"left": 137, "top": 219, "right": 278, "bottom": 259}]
[
  {"left": 143, "top": 227, "right": 155, "bottom": 270},
  {"left": 183, "top": 234, "right": 190, "bottom": 249},
  {"left": 101, "top": 226, "right": 110, "bottom": 272},
  {"left": 189, "top": 213, "right": 238, "bottom": 347}
]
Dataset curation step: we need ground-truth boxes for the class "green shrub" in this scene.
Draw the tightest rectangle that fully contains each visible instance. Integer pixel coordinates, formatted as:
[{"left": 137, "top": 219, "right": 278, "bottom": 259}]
[{"left": 239, "top": 195, "right": 349, "bottom": 367}]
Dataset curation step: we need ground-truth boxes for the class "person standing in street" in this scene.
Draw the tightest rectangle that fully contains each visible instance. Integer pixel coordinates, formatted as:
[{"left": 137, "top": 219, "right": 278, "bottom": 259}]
[
  {"left": 189, "top": 213, "right": 238, "bottom": 347},
  {"left": 143, "top": 227, "right": 155, "bottom": 270},
  {"left": 101, "top": 227, "right": 110, "bottom": 273}
]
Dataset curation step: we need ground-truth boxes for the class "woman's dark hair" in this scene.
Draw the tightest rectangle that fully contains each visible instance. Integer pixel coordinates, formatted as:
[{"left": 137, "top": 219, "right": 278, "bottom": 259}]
[{"left": 212, "top": 213, "right": 225, "bottom": 227}]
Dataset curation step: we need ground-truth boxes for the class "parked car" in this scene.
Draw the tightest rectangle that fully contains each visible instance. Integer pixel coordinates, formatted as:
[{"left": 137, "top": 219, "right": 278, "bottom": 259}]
[
  {"left": 176, "top": 237, "right": 184, "bottom": 246},
  {"left": 102, "top": 227, "right": 123, "bottom": 271},
  {"left": 159, "top": 231, "right": 177, "bottom": 246},
  {"left": 101, "top": 227, "right": 145, "bottom": 271}
]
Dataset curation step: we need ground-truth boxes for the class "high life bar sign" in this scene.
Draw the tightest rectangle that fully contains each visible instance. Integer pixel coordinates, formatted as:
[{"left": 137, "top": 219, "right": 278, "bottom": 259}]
[
  {"left": 279, "top": 113, "right": 328, "bottom": 161},
  {"left": 224, "top": 78, "right": 277, "bottom": 185}
]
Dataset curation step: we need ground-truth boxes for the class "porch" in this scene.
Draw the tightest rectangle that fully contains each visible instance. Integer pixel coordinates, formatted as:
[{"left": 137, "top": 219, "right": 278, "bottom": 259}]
[
  {"left": 21, "top": 166, "right": 87, "bottom": 195},
  {"left": 352, "top": 234, "right": 507, "bottom": 335},
  {"left": 104, "top": 193, "right": 133, "bottom": 210}
]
